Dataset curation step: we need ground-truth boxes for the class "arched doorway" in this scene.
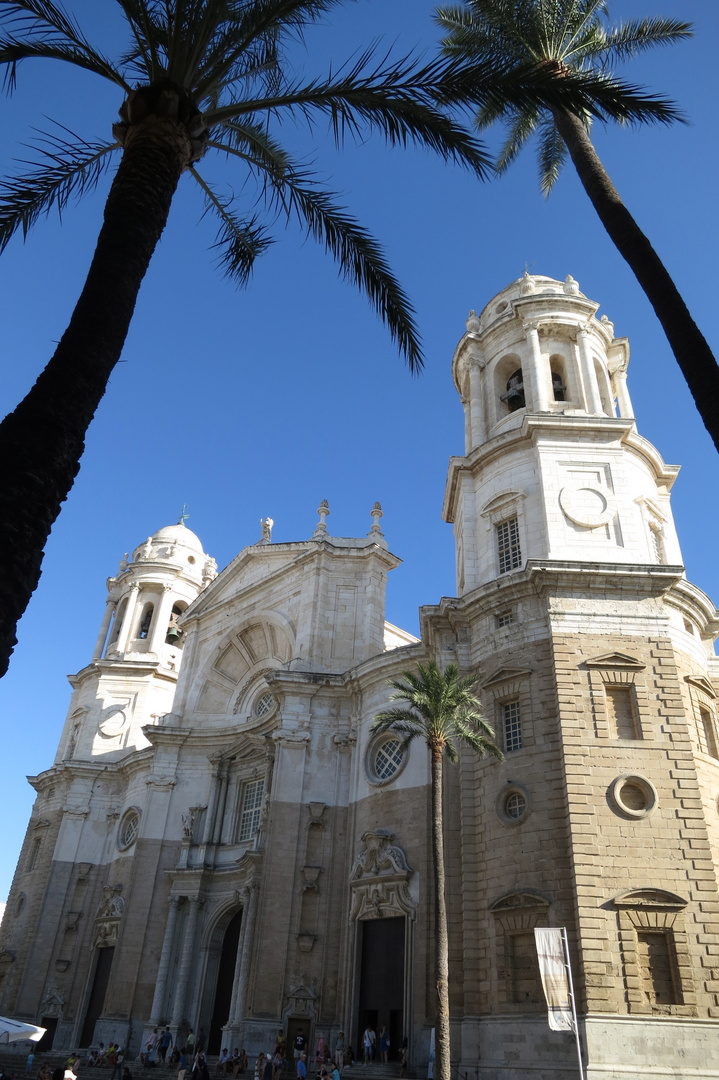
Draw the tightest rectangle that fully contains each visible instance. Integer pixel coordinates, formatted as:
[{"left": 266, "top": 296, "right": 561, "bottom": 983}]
[{"left": 208, "top": 910, "right": 243, "bottom": 1054}]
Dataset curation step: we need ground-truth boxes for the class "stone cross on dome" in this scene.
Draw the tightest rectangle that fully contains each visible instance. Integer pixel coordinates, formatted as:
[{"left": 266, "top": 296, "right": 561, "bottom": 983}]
[{"left": 177, "top": 504, "right": 190, "bottom": 526}]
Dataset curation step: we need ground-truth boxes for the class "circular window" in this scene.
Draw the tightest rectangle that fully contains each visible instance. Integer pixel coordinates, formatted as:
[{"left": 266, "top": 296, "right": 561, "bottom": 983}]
[
  {"left": 188, "top": 555, "right": 196, "bottom": 565},
  {"left": 610, "top": 774, "right": 657, "bottom": 819},
  {"left": 496, "top": 783, "right": 531, "bottom": 826},
  {"left": 253, "top": 691, "right": 276, "bottom": 719},
  {"left": 375, "top": 739, "right": 403, "bottom": 780},
  {"left": 117, "top": 808, "right": 140, "bottom": 851},
  {"left": 366, "top": 735, "right": 408, "bottom": 786},
  {"left": 495, "top": 300, "right": 508, "bottom": 314}
]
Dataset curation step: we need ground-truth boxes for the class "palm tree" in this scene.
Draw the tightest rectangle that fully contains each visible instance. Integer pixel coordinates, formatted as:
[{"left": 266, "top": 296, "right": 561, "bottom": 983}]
[
  {"left": 435, "top": 1, "right": 719, "bottom": 452},
  {"left": 372, "top": 661, "right": 502, "bottom": 1080},
  {"left": 0, "top": 0, "right": 521, "bottom": 679}
]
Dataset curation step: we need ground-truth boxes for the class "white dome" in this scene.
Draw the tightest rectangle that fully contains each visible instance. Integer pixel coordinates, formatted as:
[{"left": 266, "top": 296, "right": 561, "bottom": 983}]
[{"left": 151, "top": 523, "right": 204, "bottom": 553}]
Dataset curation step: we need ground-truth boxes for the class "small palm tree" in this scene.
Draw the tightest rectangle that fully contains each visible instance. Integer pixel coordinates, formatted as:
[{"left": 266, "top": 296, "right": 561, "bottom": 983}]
[
  {"left": 372, "top": 661, "right": 502, "bottom": 1080},
  {"left": 436, "top": 1, "right": 719, "bottom": 452},
  {"left": 0, "top": 0, "right": 507, "bottom": 678}
]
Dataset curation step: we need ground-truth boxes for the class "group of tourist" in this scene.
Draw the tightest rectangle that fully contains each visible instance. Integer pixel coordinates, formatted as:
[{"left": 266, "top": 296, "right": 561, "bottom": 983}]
[{"left": 12, "top": 1022, "right": 406, "bottom": 1080}]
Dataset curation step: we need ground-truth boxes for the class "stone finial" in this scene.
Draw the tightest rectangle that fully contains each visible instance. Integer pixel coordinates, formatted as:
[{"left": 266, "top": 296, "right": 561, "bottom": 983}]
[
  {"left": 466, "top": 309, "right": 480, "bottom": 334},
  {"left": 312, "top": 500, "right": 330, "bottom": 540},
  {"left": 141, "top": 537, "right": 153, "bottom": 559},
  {"left": 118, "top": 552, "right": 129, "bottom": 573},
  {"left": 600, "top": 313, "right": 615, "bottom": 338},
  {"left": 202, "top": 556, "right": 218, "bottom": 586},
  {"left": 519, "top": 272, "right": 535, "bottom": 296},
  {"left": 563, "top": 274, "right": 580, "bottom": 295},
  {"left": 259, "top": 516, "right": 274, "bottom": 544},
  {"left": 369, "top": 502, "right": 384, "bottom": 537}
]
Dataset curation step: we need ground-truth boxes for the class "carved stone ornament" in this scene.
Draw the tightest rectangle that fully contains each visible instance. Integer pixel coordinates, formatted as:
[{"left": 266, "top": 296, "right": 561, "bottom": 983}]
[
  {"left": 285, "top": 981, "right": 318, "bottom": 1018},
  {"left": 93, "top": 884, "right": 124, "bottom": 947},
  {"left": 40, "top": 985, "right": 66, "bottom": 1017},
  {"left": 349, "top": 831, "right": 415, "bottom": 921}
]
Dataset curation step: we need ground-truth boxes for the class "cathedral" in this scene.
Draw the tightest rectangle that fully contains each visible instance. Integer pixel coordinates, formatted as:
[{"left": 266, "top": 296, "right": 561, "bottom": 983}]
[{"left": 2, "top": 274, "right": 719, "bottom": 1080}]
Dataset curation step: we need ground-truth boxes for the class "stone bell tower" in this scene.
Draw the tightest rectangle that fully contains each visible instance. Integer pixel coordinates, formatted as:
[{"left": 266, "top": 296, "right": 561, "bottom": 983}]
[
  {"left": 444, "top": 272, "right": 681, "bottom": 595},
  {"left": 55, "top": 521, "right": 217, "bottom": 766},
  {"left": 434, "top": 274, "right": 719, "bottom": 1080}
]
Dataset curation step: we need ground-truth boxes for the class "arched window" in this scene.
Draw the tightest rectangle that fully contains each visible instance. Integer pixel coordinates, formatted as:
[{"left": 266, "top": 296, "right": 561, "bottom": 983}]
[
  {"left": 166, "top": 602, "right": 187, "bottom": 646},
  {"left": 551, "top": 371, "right": 565, "bottom": 401},
  {"left": 137, "top": 603, "right": 154, "bottom": 639},
  {"left": 500, "top": 369, "right": 525, "bottom": 412}
]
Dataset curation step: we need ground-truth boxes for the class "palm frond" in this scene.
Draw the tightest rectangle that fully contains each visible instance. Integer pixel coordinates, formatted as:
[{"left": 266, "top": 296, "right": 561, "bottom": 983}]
[
  {"left": 493, "top": 106, "right": 539, "bottom": 173},
  {"left": 597, "top": 18, "right": 693, "bottom": 66},
  {"left": 0, "top": 0, "right": 126, "bottom": 90},
  {"left": 113, "top": 0, "right": 165, "bottom": 82},
  {"left": 206, "top": 50, "right": 494, "bottom": 182},
  {"left": 0, "top": 127, "right": 117, "bottom": 253},
  {"left": 536, "top": 113, "right": 568, "bottom": 194},
  {"left": 190, "top": 167, "right": 273, "bottom": 286},
  {"left": 206, "top": 135, "right": 424, "bottom": 370}
]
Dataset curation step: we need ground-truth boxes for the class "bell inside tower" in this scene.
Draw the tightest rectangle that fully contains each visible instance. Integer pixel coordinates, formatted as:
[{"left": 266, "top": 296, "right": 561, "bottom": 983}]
[{"left": 501, "top": 368, "right": 525, "bottom": 412}]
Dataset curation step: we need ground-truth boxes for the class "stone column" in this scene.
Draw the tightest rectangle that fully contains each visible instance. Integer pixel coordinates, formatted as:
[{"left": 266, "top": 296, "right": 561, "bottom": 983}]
[
  {"left": 468, "top": 361, "right": 485, "bottom": 447},
  {"left": 116, "top": 583, "right": 141, "bottom": 654},
  {"left": 613, "top": 368, "right": 634, "bottom": 419},
  {"left": 232, "top": 882, "right": 259, "bottom": 1030},
  {"left": 524, "top": 322, "right": 549, "bottom": 412},
  {"left": 225, "top": 888, "right": 251, "bottom": 1030},
  {"left": 202, "top": 767, "right": 222, "bottom": 845},
  {"left": 212, "top": 764, "right": 229, "bottom": 845},
  {"left": 171, "top": 896, "right": 203, "bottom": 1025},
  {"left": 149, "top": 896, "right": 182, "bottom": 1024},
  {"left": 148, "top": 583, "right": 175, "bottom": 656},
  {"left": 577, "top": 328, "right": 603, "bottom": 414},
  {"left": 92, "top": 599, "right": 116, "bottom": 660}
]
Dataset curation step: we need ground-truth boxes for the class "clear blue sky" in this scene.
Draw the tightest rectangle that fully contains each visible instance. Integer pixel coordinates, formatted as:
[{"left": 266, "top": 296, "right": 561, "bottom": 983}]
[{"left": 1, "top": 0, "right": 718, "bottom": 901}]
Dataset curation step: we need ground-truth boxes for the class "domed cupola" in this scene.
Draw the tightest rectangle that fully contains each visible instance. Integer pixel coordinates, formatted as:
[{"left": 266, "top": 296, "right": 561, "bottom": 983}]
[
  {"left": 92, "top": 520, "right": 217, "bottom": 667},
  {"left": 453, "top": 273, "right": 634, "bottom": 453}
]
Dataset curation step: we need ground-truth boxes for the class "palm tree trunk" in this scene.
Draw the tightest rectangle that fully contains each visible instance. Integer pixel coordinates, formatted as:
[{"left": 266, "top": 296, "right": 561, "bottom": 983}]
[
  {"left": 431, "top": 746, "right": 451, "bottom": 1080},
  {"left": 551, "top": 106, "right": 719, "bottom": 452},
  {"left": 0, "top": 116, "right": 190, "bottom": 678}
]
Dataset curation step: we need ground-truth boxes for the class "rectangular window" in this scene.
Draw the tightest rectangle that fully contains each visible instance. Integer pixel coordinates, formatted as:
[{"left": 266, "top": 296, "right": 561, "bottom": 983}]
[
  {"left": 496, "top": 609, "right": 514, "bottom": 629},
  {"left": 699, "top": 708, "right": 719, "bottom": 759},
  {"left": 503, "top": 701, "right": 523, "bottom": 753},
  {"left": 508, "top": 932, "right": 542, "bottom": 1006},
  {"left": 637, "top": 930, "right": 679, "bottom": 1005},
  {"left": 605, "top": 686, "right": 639, "bottom": 740},
  {"left": 496, "top": 517, "right": 522, "bottom": 574},
  {"left": 650, "top": 528, "right": 665, "bottom": 565},
  {"left": 26, "top": 837, "right": 42, "bottom": 872},
  {"left": 238, "top": 779, "right": 264, "bottom": 842}
]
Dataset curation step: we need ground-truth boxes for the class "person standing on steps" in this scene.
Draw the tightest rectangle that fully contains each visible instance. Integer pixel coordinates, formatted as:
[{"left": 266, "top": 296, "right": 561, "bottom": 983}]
[
  {"left": 293, "top": 1030, "right": 306, "bottom": 1066},
  {"left": 378, "top": 1029, "right": 388, "bottom": 1066}
]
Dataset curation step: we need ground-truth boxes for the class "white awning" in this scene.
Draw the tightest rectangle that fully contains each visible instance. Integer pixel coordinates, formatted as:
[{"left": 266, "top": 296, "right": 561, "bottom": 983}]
[{"left": 0, "top": 1016, "right": 47, "bottom": 1043}]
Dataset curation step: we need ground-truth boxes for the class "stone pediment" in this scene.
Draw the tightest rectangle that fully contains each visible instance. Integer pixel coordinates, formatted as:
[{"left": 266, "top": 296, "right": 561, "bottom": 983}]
[
  {"left": 490, "top": 890, "right": 550, "bottom": 913},
  {"left": 613, "top": 888, "right": 687, "bottom": 911},
  {"left": 482, "top": 667, "right": 532, "bottom": 689},
  {"left": 585, "top": 653, "right": 645, "bottom": 670},
  {"left": 480, "top": 490, "right": 526, "bottom": 518},
  {"left": 685, "top": 675, "right": 716, "bottom": 699}
]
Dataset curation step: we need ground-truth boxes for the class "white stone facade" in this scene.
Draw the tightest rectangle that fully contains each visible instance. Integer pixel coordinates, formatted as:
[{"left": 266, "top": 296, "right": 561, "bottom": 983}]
[{"left": 2, "top": 276, "right": 719, "bottom": 1080}]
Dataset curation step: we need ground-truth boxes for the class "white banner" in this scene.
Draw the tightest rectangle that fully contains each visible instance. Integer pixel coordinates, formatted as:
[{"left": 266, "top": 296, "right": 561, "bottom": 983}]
[{"left": 534, "top": 928, "right": 574, "bottom": 1032}]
